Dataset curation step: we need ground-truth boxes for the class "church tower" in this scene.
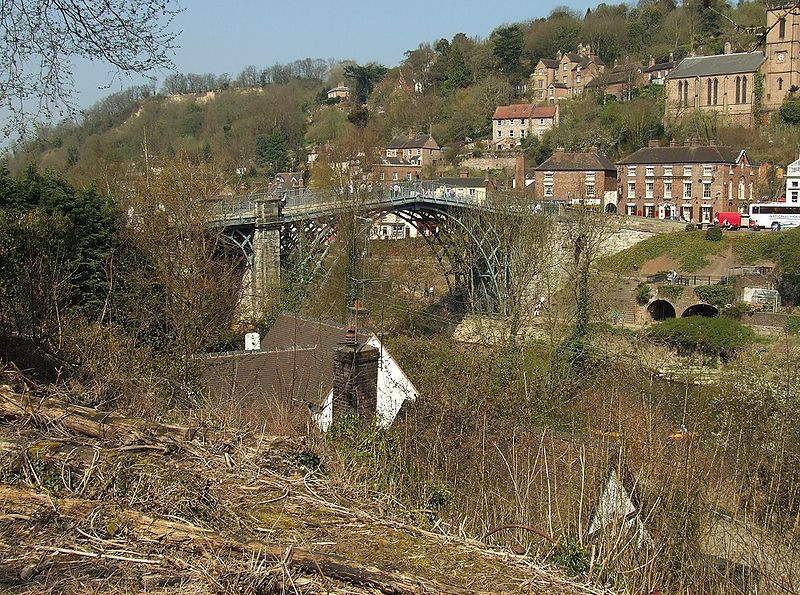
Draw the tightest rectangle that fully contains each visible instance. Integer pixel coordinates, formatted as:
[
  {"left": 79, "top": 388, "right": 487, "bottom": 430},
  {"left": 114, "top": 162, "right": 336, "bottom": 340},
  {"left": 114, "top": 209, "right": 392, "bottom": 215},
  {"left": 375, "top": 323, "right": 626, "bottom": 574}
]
[{"left": 762, "top": 5, "right": 800, "bottom": 111}]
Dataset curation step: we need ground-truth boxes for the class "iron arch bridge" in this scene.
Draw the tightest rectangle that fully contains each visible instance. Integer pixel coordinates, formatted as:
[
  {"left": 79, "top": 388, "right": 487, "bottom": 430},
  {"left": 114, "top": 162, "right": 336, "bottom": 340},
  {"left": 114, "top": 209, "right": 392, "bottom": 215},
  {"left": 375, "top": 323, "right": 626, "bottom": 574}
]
[{"left": 209, "top": 182, "right": 561, "bottom": 314}]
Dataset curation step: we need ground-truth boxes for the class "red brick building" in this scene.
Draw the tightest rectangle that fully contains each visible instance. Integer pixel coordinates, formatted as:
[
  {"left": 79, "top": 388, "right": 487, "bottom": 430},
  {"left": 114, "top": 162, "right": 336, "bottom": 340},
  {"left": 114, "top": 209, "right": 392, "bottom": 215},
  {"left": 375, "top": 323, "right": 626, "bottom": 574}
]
[
  {"left": 532, "top": 148, "right": 617, "bottom": 207},
  {"left": 616, "top": 141, "right": 755, "bottom": 223}
]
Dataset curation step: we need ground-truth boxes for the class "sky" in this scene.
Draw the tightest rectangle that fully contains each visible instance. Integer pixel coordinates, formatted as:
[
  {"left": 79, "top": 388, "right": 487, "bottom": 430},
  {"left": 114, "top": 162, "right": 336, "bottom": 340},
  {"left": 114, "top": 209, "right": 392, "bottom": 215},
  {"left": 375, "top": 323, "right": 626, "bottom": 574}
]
[{"left": 71, "top": 0, "right": 602, "bottom": 109}]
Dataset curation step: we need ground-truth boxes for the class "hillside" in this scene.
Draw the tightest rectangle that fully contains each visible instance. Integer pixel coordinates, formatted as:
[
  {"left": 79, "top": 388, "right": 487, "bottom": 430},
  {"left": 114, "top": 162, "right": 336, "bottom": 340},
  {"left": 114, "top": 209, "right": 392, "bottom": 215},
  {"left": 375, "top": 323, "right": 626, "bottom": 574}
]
[
  {"left": 11, "top": 0, "right": 800, "bottom": 195},
  {"left": 0, "top": 382, "right": 605, "bottom": 595}
]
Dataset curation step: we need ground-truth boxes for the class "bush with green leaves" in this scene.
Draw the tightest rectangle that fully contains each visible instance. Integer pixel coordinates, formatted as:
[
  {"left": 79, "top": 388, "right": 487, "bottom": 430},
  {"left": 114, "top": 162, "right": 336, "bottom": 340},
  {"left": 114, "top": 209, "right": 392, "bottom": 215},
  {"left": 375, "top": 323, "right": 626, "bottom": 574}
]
[
  {"left": 635, "top": 281, "right": 652, "bottom": 305},
  {"left": 694, "top": 284, "right": 735, "bottom": 307},
  {"left": 705, "top": 225, "right": 723, "bottom": 241},
  {"left": 659, "top": 284, "right": 684, "bottom": 301},
  {"left": 646, "top": 316, "right": 756, "bottom": 361}
]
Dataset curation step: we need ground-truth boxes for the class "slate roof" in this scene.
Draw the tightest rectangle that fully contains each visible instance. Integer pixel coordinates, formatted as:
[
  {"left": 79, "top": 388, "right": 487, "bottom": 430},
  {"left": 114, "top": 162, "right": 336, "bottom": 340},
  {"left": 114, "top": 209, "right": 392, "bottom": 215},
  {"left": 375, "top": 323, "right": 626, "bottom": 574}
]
[
  {"left": 386, "top": 133, "right": 439, "bottom": 150},
  {"left": 551, "top": 82, "right": 568, "bottom": 89},
  {"left": 492, "top": 104, "right": 557, "bottom": 120},
  {"left": 665, "top": 52, "right": 765, "bottom": 80},
  {"left": 199, "top": 313, "right": 370, "bottom": 409},
  {"left": 535, "top": 151, "right": 616, "bottom": 172},
  {"left": 539, "top": 58, "right": 560, "bottom": 69},
  {"left": 617, "top": 146, "right": 747, "bottom": 165},
  {"left": 641, "top": 61, "right": 675, "bottom": 73},
  {"left": 586, "top": 68, "right": 637, "bottom": 87}
]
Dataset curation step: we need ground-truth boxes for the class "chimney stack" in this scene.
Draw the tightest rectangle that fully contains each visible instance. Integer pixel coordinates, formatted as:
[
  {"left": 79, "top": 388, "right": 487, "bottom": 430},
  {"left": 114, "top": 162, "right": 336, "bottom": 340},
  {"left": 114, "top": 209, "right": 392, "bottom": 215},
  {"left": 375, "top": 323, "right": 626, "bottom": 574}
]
[
  {"left": 515, "top": 153, "right": 525, "bottom": 192},
  {"left": 649, "top": 55, "right": 655, "bottom": 67},
  {"left": 669, "top": 52, "right": 674, "bottom": 63},
  {"left": 724, "top": 41, "right": 732, "bottom": 55},
  {"left": 244, "top": 324, "right": 261, "bottom": 351},
  {"left": 555, "top": 146, "right": 566, "bottom": 153},
  {"left": 648, "top": 140, "right": 661, "bottom": 148},
  {"left": 332, "top": 331, "right": 379, "bottom": 421}
]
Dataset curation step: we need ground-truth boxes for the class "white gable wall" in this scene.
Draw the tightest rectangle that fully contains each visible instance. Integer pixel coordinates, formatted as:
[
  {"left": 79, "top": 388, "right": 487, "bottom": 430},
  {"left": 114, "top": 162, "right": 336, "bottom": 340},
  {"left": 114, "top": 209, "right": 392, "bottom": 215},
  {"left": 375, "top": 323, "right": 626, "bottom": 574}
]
[{"left": 311, "top": 335, "right": 418, "bottom": 432}]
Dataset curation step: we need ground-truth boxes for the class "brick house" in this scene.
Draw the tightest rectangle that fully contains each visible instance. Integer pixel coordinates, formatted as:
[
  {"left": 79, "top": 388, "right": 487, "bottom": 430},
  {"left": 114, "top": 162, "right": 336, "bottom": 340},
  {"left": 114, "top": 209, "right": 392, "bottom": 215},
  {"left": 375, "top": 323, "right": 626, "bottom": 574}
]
[
  {"left": 531, "top": 44, "right": 604, "bottom": 102},
  {"left": 533, "top": 148, "right": 617, "bottom": 206},
  {"left": 492, "top": 104, "right": 559, "bottom": 150},
  {"left": 372, "top": 133, "right": 440, "bottom": 184},
  {"left": 616, "top": 141, "right": 755, "bottom": 223},
  {"left": 640, "top": 54, "right": 676, "bottom": 85},
  {"left": 585, "top": 61, "right": 644, "bottom": 101}
]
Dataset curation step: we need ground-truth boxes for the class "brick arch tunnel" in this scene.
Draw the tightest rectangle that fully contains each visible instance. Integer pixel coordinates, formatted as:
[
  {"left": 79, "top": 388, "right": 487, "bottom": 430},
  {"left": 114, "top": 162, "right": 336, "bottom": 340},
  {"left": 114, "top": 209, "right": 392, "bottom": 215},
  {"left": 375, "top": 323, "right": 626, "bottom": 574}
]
[
  {"left": 647, "top": 299, "right": 676, "bottom": 321},
  {"left": 681, "top": 303, "right": 719, "bottom": 318}
]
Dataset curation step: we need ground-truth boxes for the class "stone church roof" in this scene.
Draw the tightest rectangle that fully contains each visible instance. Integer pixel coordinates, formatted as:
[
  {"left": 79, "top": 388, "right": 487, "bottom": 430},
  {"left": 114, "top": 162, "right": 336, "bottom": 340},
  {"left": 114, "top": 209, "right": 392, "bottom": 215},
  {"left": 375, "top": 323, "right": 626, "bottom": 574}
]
[{"left": 665, "top": 52, "right": 765, "bottom": 80}]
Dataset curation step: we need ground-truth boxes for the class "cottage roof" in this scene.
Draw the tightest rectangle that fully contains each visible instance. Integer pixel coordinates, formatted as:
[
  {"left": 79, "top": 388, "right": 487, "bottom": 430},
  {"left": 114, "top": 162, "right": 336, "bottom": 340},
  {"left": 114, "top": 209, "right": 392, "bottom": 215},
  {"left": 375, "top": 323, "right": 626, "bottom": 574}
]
[
  {"left": 386, "top": 133, "right": 439, "bottom": 150},
  {"left": 551, "top": 82, "right": 568, "bottom": 89},
  {"left": 539, "top": 58, "right": 560, "bottom": 69},
  {"left": 586, "top": 65, "right": 639, "bottom": 88},
  {"left": 641, "top": 60, "right": 675, "bottom": 73},
  {"left": 492, "top": 104, "right": 557, "bottom": 120},
  {"left": 535, "top": 151, "right": 616, "bottom": 172},
  {"left": 665, "top": 52, "right": 765, "bottom": 80},
  {"left": 617, "top": 146, "right": 747, "bottom": 165},
  {"left": 200, "top": 313, "right": 371, "bottom": 410}
]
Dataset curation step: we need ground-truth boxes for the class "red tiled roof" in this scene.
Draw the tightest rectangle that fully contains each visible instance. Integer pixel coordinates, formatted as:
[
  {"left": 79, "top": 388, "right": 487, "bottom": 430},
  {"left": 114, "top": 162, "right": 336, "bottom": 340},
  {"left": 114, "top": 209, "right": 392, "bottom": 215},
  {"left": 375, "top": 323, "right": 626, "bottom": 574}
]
[{"left": 492, "top": 104, "right": 557, "bottom": 120}]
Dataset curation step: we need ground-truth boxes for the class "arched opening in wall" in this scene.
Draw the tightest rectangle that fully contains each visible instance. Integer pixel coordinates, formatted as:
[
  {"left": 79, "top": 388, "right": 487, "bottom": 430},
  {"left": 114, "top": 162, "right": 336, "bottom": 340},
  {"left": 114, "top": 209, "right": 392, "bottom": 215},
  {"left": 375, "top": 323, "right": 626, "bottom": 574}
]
[
  {"left": 605, "top": 202, "right": 617, "bottom": 213},
  {"left": 681, "top": 303, "right": 719, "bottom": 318},
  {"left": 647, "top": 299, "right": 676, "bottom": 321}
]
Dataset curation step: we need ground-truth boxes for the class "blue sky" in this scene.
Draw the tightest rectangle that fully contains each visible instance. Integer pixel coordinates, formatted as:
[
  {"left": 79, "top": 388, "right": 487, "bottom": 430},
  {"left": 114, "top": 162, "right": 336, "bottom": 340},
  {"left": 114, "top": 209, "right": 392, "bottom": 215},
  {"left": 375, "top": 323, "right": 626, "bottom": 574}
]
[{"left": 73, "top": 0, "right": 601, "bottom": 107}]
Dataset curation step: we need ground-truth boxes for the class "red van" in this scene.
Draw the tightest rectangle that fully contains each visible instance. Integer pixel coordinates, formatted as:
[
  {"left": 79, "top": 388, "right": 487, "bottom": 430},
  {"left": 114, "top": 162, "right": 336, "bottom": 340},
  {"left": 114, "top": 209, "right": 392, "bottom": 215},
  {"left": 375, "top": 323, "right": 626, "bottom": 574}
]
[{"left": 716, "top": 212, "right": 742, "bottom": 230}]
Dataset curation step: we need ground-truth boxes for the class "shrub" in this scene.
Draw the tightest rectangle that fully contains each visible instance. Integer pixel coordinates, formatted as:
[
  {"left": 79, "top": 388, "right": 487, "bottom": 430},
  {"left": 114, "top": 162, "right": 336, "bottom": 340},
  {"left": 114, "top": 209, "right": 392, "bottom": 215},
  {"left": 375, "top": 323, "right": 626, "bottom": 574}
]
[
  {"left": 635, "top": 282, "right": 652, "bottom": 305},
  {"left": 659, "top": 284, "right": 684, "bottom": 301},
  {"left": 705, "top": 225, "right": 723, "bottom": 241},
  {"left": 787, "top": 315, "right": 800, "bottom": 335},
  {"left": 722, "top": 302, "right": 749, "bottom": 320},
  {"left": 694, "top": 284, "right": 735, "bottom": 307},
  {"left": 646, "top": 316, "right": 756, "bottom": 361},
  {"left": 685, "top": 223, "right": 697, "bottom": 232}
]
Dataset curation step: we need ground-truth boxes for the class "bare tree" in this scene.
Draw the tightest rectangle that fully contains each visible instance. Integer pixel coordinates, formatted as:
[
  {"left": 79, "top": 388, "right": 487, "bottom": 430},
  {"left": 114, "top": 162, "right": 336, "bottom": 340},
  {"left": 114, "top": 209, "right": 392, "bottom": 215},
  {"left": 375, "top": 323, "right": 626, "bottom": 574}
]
[{"left": 1, "top": 0, "right": 180, "bottom": 134}]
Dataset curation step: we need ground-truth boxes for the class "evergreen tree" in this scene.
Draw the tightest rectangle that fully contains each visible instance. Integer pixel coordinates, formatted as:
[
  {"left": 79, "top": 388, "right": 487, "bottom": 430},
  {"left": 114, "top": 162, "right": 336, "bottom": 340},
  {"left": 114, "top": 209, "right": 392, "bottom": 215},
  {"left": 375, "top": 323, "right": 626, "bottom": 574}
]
[
  {"left": 442, "top": 46, "right": 470, "bottom": 94},
  {"left": 491, "top": 24, "right": 524, "bottom": 75},
  {"left": 255, "top": 132, "right": 289, "bottom": 175}
]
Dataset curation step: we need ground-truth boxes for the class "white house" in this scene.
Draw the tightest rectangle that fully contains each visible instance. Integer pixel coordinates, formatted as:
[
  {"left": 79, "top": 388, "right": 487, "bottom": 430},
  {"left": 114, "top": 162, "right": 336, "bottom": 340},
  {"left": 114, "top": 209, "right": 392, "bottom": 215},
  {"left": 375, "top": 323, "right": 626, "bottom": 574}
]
[{"left": 786, "top": 157, "right": 800, "bottom": 202}]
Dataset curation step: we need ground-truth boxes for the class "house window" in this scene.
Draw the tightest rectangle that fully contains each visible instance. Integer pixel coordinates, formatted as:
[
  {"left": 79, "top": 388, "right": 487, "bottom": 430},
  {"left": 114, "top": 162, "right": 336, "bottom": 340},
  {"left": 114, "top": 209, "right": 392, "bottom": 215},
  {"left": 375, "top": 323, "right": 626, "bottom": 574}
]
[
  {"left": 665, "top": 181, "right": 672, "bottom": 199},
  {"left": 497, "top": 130, "right": 502, "bottom": 137},
  {"left": 563, "top": 63, "right": 568, "bottom": 71},
  {"left": 408, "top": 173, "right": 413, "bottom": 181},
  {"left": 682, "top": 205, "right": 693, "bottom": 221},
  {"left": 585, "top": 183, "right": 595, "bottom": 197},
  {"left": 713, "top": 78, "right": 718, "bottom": 104},
  {"left": 539, "top": 80, "right": 543, "bottom": 88},
  {"left": 780, "top": 17, "right": 786, "bottom": 39},
  {"left": 576, "top": 74, "right": 582, "bottom": 84},
  {"left": 509, "top": 129, "right": 514, "bottom": 137},
  {"left": 684, "top": 181, "right": 692, "bottom": 198},
  {"left": 742, "top": 77, "right": 747, "bottom": 101},
  {"left": 703, "top": 165, "right": 712, "bottom": 177},
  {"left": 626, "top": 204, "right": 636, "bottom": 215},
  {"left": 520, "top": 129, "right": 526, "bottom": 138},
  {"left": 683, "top": 80, "right": 689, "bottom": 106},
  {"left": 778, "top": 77, "right": 784, "bottom": 91},
  {"left": 644, "top": 205, "right": 654, "bottom": 218},
  {"left": 792, "top": 191, "right": 799, "bottom": 202},
  {"left": 739, "top": 178, "right": 745, "bottom": 201},
  {"left": 386, "top": 149, "right": 392, "bottom": 157},
  {"left": 628, "top": 166, "right": 636, "bottom": 177},
  {"left": 707, "top": 79, "right": 713, "bottom": 105},
  {"left": 683, "top": 166, "right": 693, "bottom": 177},
  {"left": 544, "top": 184, "right": 553, "bottom": 196},
  {"left": 392, "top": 172, "right": 399, "bottom": 181},
  {"left": 497, "top": 119, "right": 503, "bottom": 126},
  {"left": 701, "top": 206, "right": 712, "bottom": 223},
  {"left": 664, "top": 166, "right": 672, "bottom": 177},
  {"left": 735, "top": 76, "right": 741, "bottom": 104},
  {"left": 628, "top": 182, "right": 636, "bottom": 197},
  {"left": 646, "top": 166, "right": 655, "bottom": 177},
  {"left": 646, "top": 181, "right": 654, "bottom": 198},
  {"left": 703, "top": 182, "right": 712, "bottom": 198},
  {"left": 417, "top": 149, "right": 421, "bottom": 155},
  {"left": 522, "top": 119, "right": 527, "bottom": 125},
  {"left": 563, "top": 76, "right": 568, "bottom": 84},
  {"left": 379, "top": 172, "right": 385, "bottom": 181},
  {"left": 540, "top": 118, "right": 545, "bottom": 125}
]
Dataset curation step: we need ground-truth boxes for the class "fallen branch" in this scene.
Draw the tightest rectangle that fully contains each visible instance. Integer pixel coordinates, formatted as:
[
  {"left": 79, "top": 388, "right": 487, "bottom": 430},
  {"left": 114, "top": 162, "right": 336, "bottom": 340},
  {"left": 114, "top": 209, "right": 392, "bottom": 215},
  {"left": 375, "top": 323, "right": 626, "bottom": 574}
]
[
  {"left": 34, "top": 545, "right": 162, "bottom": 565},
  {"left": 482, "top": 524, "right": 557, "bottom": 545},
  {"left": 1, "top": 485, "right": 481, "bottom": 595},
  {"left": 0, "top": 385, "right": 202, "bottom": 442}
]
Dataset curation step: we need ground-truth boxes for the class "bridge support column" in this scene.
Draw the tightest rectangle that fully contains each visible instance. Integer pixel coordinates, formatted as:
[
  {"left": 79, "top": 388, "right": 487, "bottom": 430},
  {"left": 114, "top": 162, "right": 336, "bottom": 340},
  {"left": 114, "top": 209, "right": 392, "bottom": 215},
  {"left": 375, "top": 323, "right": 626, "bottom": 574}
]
[{"left": 249, "top": 198, "right": 281, "bottom": 314}]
